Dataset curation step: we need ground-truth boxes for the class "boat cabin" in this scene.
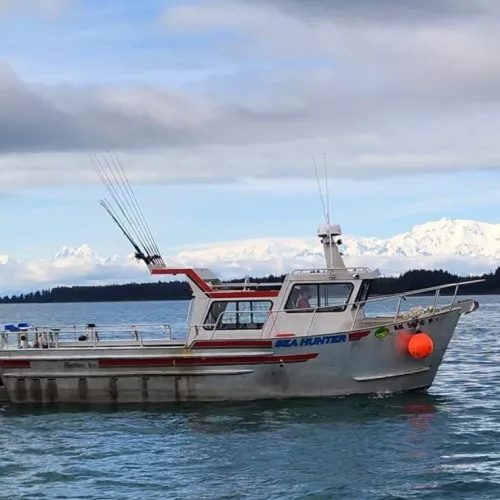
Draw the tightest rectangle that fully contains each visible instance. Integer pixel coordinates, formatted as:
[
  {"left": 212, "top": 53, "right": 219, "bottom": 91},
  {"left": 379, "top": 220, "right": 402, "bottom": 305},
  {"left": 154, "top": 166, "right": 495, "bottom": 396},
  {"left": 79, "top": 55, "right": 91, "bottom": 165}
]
[{"left": 151, "top": 223, "right": 381, "bottom": 341}]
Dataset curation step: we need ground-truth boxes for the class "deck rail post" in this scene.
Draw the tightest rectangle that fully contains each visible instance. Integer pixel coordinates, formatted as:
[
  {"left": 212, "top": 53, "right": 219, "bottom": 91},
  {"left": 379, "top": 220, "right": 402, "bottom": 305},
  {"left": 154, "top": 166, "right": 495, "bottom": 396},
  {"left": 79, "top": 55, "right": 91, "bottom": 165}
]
[
  {"left": 165, "top": 325, "right": 172, "bottom": 339},
  {"left": 305, "top": 308, "right": 318, "bottom": 337},
  {"left": 450, "top": 284, "right": 459, "bottom": 310},
  {"left": 432, "top": 289, "right": 441, "bottom": 313},
  {"left": 394, "top": 296, "right": 404, "bottom": 321},
  {"left": 351, "top": 305, "right": 360, "bottom": 330}
]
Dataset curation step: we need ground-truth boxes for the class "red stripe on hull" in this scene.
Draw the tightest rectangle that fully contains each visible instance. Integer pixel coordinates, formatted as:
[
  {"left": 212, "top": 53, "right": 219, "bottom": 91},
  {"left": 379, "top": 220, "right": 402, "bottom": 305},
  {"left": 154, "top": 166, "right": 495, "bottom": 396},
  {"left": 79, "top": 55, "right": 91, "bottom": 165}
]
[
  {"left": 0, "top": 359, "right": 31, "bottom": 368},
  {"left": 99, "top": 353, "right": 317, "bottom": 368},
  {"left": 349, "top": 330, "right": 370, "bottom": 341},
  {"left": 192, "top": 340, "right": 273, "bottom": 349}
]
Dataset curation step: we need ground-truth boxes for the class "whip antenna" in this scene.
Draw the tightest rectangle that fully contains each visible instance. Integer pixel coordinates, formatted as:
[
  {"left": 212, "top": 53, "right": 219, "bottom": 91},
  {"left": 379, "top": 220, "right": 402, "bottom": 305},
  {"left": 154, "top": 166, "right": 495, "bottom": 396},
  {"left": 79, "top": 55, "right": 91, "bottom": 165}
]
[{"left": 313, "top": 157, "right": 328, "bottom": 223}]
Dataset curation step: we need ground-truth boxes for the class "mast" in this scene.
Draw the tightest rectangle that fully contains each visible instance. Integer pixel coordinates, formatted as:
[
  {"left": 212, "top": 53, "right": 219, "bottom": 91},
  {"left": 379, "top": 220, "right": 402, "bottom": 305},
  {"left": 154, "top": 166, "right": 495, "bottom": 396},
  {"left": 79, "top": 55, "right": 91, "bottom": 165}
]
[
  {"left": 312, "top": 154, "right": 344, "bottom": 269},
  {"left": 317, "top": 223, "right": 346, "bottom": 269}
]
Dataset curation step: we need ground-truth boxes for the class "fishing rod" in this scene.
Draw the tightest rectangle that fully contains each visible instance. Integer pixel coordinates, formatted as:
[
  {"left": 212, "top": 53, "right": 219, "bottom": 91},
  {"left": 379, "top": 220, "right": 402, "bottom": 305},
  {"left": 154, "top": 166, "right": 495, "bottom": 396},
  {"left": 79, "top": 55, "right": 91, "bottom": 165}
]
[{"left": 91, "top": 153, "right": 165, "bottom": 269}]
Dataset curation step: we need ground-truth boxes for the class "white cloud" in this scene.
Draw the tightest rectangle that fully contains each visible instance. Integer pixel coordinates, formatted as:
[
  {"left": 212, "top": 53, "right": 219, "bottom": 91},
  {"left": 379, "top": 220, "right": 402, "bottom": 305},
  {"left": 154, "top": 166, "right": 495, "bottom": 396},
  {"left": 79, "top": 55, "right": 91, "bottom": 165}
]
[
  {"left": 2, "top": 1, "right": 500, "bottom": 188},
  {"left": 0, "top": 253, "right": 148, "bottom": 295}
]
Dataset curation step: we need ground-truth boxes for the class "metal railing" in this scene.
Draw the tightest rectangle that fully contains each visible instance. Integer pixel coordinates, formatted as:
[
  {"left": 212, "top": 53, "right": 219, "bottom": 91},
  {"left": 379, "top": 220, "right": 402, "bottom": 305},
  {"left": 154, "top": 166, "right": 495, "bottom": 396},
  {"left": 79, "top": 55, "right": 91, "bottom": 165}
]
[
  {"left": 188, "top": 279, "right": 484, "bottom": 340},
  {"left": 0, "top": 322, "right": 174, "bottom": 350},
  {"left": 281, "top": 278, "right": 483, "bottom": 336},
  {"left": 291, "top": 267, "right": 372, "bottom": 274},
  {"left": 210, "top": 283, "right": 282, "bottom": 289},
  {"left": 1, "top": 279, "right": 484, "bottom": 349}
]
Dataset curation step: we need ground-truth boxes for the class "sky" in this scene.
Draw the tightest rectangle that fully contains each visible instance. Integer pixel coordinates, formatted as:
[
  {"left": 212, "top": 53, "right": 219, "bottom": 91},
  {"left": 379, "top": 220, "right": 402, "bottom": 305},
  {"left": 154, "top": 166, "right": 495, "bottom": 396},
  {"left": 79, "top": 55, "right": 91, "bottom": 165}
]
[{"left": 1, "top": 0, "right": 500, "bottom": 274}]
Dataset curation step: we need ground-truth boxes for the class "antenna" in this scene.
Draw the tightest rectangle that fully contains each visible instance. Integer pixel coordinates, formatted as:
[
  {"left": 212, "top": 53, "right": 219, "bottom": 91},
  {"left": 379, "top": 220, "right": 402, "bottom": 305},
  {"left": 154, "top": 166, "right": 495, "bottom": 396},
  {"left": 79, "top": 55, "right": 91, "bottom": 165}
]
[
  {"left": 313, "top": 157, "right": 328, "bottom": 223},
  {"left": 323, "top": 153, "right": 334, "bottom": 269},
  {"left": 323, "top": 152, "right": 331, "bottom": 225},
  {"left": 90, "top": 152, "right": 166, "bottom": 270},
  {"left": 313, "top": 153, "right": 338, "bottom": 270}
]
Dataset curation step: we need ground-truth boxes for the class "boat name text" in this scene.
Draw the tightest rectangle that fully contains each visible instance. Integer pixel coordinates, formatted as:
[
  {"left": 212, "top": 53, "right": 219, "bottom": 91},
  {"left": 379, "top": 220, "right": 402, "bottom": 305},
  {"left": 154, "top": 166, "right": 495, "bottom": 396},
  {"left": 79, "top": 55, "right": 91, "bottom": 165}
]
[
  {"left": 275, "top": 335, "right": 346, "bottom": 348},
  {"left": 64, "top": 361, "right": 97, "bottom": 369}
]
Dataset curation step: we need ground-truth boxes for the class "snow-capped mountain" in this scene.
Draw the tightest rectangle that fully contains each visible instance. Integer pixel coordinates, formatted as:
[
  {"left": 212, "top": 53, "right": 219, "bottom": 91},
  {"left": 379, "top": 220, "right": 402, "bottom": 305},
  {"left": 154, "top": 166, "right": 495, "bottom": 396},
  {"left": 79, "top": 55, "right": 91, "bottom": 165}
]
[
  {"left": 177, "top": 218, "right": 500, "bottom": 264},
  {"left": 375, "top": 218, "right": 500, "bottom": 259},
  {"left": 54, "top": 244, "right": 99, "bottom": 261},
  {"left": 0, "top": 218, "right": 498, "bottom": 294},
  {"left": 52, "top": 245, "right": 121, "bottom": 264},
  {"left": 176, "top": 238, "right": 321, "bottom": 265}
]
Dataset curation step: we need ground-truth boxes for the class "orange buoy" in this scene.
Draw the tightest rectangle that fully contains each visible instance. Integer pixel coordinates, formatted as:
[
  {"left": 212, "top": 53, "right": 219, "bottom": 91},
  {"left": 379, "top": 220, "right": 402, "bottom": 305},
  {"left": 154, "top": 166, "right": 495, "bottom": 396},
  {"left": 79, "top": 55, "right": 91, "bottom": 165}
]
[{"left": 408, "top": 333, "right": 434, "bottom": 359}]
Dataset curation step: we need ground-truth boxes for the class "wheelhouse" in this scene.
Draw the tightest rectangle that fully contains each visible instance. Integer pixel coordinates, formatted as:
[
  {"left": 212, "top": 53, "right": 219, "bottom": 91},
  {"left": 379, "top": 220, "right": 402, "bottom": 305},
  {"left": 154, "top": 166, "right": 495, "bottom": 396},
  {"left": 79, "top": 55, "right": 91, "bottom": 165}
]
[{"left": 147, "top": 223, "right": 381, "bottom": 341}]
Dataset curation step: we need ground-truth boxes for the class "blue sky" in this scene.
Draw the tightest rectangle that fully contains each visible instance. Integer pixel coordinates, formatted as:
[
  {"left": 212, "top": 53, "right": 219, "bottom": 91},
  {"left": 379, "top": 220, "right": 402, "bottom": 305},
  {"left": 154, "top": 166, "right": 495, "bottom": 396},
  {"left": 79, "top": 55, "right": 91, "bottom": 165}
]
[{"left": 1, "top": 0, "right": 500, "bottom": 262}]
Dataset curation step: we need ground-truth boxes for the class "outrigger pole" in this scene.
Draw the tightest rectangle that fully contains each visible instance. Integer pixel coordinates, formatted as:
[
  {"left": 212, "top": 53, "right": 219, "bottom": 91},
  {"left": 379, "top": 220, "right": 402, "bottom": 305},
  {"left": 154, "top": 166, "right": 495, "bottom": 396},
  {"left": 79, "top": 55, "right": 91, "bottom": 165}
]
[{"left": 90, "top": 151, "right": 166, "bottom": 270}]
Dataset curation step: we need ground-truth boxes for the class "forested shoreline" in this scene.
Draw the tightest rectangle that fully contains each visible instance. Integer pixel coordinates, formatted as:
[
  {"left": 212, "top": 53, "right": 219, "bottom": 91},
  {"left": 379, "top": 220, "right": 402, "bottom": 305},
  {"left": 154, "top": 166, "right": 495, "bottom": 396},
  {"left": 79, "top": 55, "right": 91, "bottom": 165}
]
[{"left": 0, "top": 268, "right": 498, "bottom": 304}]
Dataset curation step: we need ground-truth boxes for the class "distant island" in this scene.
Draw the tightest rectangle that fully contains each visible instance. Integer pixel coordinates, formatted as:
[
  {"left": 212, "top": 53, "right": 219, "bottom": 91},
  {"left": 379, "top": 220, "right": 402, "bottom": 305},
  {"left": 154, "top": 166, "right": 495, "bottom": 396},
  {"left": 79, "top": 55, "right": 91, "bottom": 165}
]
[{"left": 0, "top": 268, "right": 498, "bottom": 304}]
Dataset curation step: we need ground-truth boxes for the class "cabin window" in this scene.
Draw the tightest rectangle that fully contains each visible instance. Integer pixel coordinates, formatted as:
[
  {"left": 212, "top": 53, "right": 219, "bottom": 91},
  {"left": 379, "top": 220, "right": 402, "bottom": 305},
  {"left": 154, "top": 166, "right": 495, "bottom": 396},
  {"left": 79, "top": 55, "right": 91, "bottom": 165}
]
[
  {"left": 353, "top": 280, "right": 373, "bottom": 308},
  {"left": 284, "top": 283, "right": 354, "bottom": 312},
  {"left": 204, "top": 300, "right": 272, "bottom": 330}
]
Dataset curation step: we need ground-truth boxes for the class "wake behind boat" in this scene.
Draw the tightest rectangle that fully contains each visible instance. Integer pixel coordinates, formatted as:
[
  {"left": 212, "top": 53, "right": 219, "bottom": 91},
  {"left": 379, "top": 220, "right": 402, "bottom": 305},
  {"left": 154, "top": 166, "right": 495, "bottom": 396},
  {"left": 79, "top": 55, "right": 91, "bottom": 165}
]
[{"left": 0, "top": 155, "right": 481, "bottom": 404}]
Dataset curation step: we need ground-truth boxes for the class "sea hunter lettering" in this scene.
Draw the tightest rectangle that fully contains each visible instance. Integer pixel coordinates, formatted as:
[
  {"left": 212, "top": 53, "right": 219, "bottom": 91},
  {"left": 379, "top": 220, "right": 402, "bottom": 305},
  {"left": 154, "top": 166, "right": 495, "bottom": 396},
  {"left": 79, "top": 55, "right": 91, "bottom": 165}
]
[
  {"left": 64, "top": 361, "right": 86, "bottom": 369},
  {"left": 275, "top": 334, "right": 346, "bottom": 348}
]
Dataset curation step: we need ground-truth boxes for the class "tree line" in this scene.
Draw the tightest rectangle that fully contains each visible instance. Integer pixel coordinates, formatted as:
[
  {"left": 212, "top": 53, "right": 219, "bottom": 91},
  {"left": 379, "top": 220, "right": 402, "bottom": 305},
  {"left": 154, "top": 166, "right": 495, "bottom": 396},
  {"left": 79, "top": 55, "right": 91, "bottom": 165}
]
[{"left": 0, "top": 267, "right": 498, "bottom": 304}]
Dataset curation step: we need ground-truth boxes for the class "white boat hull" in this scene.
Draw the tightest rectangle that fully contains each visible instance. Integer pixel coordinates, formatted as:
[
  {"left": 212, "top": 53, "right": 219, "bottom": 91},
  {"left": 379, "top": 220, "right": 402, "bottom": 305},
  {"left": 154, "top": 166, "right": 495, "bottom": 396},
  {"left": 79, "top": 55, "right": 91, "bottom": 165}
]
[{"left": 0, "top": 306, "right": 466, "bottom": 404}]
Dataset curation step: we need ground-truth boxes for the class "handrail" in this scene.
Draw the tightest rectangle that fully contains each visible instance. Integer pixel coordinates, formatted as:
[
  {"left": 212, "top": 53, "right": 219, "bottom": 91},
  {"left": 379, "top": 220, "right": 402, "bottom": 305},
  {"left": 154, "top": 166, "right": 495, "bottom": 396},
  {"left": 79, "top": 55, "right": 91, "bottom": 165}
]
[
  {"left": 210, "top": 283, "right": 283, "bottom": 289},
  {"left": 0, "top": 279, "right": 483, "bottom": 349},
  {"left": 263, "top": 278, "right": 484, "bottom": 337},
  {"left": 6, "top": 322, "right": 172, "bottom": 337},
  {"left": 14, "top": 322, "right": 173, "bottom": 330},
  {"left": 187, "top": 278, "right": 484, "bottom": 341},
  {"left": 348, "top": 278, "right": 484, "bottom": 308},
  {"left": 291, "top": 267, "right": 372, "bottom": 274},
  {"left": 0, "top": 322, "right": 174, "bottom": 349},
  {"left": 252, "top": 278, "right": 484, "bottom": 317}
]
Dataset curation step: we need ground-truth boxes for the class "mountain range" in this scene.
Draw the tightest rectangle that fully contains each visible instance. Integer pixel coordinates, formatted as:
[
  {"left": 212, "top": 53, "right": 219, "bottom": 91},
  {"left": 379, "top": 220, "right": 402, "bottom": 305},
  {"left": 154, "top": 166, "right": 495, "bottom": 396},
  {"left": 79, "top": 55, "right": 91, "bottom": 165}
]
[{"left": 0, "top": 218, "right": 499, "bottom": 295}]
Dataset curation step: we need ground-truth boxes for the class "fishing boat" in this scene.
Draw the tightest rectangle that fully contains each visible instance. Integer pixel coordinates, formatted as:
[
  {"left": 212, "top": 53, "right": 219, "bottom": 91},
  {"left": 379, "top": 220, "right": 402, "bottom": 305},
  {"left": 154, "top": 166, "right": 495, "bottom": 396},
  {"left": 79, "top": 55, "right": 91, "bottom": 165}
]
[{"left": 0, "top": 155, "right": 482, "bottom": 404}]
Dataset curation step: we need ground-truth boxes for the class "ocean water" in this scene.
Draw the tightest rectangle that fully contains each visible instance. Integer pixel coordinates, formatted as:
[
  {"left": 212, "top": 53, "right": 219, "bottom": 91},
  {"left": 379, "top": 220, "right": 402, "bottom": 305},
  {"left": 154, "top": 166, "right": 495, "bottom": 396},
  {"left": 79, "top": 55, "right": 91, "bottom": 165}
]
[{"left": 0, "top": 295, "right": 499, "bottom": 499}]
